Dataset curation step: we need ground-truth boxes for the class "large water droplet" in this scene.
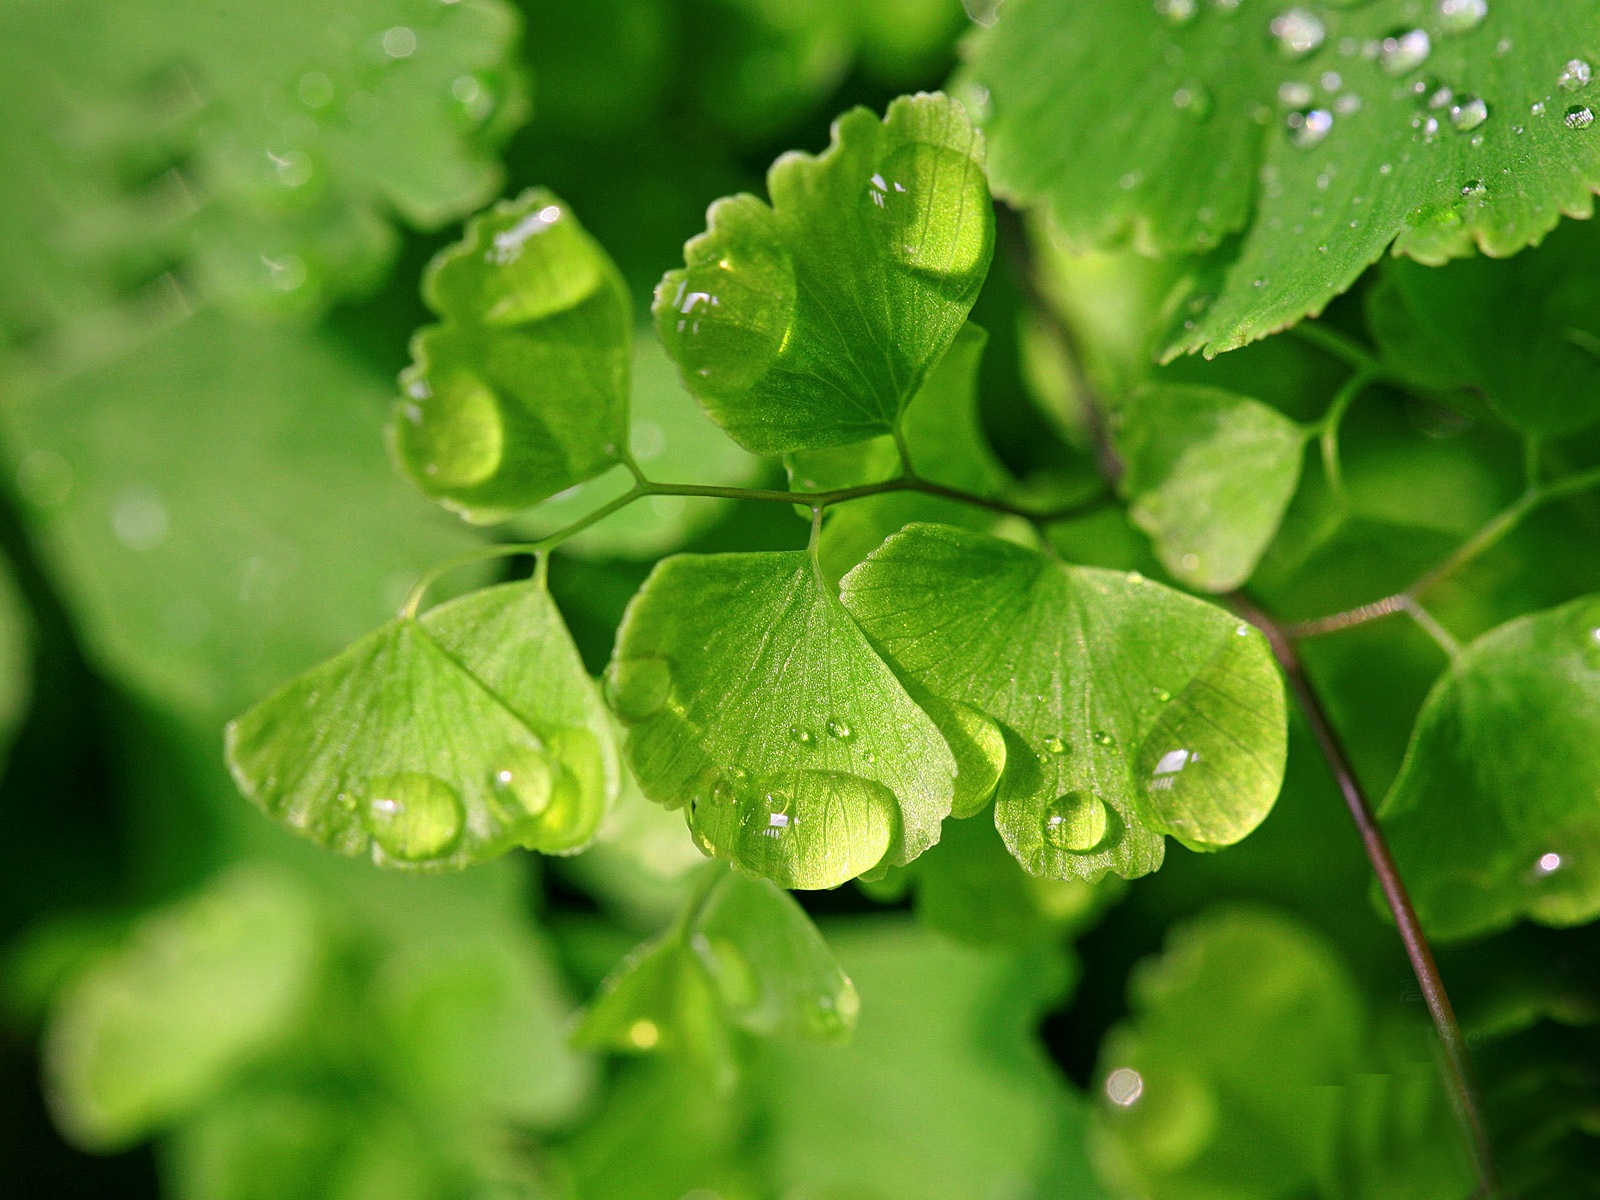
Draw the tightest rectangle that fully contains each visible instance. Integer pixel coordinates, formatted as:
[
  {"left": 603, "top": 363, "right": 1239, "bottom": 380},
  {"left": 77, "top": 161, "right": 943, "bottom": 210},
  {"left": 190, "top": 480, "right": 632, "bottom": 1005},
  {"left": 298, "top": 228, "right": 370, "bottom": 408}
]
[
  {"left": 868, "top": 142, "right": 991, "bottom": 280},
  {"left": 490, "top": 741, "right": 554, "bottom": 825},
  {"left": 1450, "top": 95, "right": 1489, "bottom": 131},
  {"left": 365, "top": 773, "right": 465, "bottom": 862},
  {"left": 1106, "top": 1067, "right": 1144, "bottom": 1106},
  {"left": 526, "top": 726, "right": 607, "bottom": 851},
  {"left": 1042, "top": 791, "right": 1111, "bottom": 853},
  {"left": 1379, "top": 29, "right": 1431, "bottom": 75},
  {"left": 395, "top": 371, "right": 504, "bottom": 491},
  {"left": 1566, "top": 105, "right": 1596, "bottom": 130},
  {"left": 1286, "top": 107, "right": 1334, "bottom": 147},
  {"left": 1558, "top": 58, "right": 1593, "bottom": 91},
  {"left": 1436, "top": 0, "right": 1487, "bottom": 34},
  {"left": 605, "top": 655, "right": 672, "bottom": 723},
  {"left": 659, "top": 225, "right": 796, "bottom": 396},
  {"left": 944, "top": 701, "right": 1007, "bottom": 817},
  {"left": 1270, "top": 8, "right": 1325, "bottom": 59}
]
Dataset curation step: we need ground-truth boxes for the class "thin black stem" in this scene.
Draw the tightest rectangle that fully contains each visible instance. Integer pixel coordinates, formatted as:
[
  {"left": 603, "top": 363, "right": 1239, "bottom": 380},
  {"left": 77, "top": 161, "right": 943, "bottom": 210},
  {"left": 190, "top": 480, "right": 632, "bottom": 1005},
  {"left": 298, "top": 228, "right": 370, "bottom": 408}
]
[{"left": 1233, "top": 594, "right": 1499, "bottom": 1195}]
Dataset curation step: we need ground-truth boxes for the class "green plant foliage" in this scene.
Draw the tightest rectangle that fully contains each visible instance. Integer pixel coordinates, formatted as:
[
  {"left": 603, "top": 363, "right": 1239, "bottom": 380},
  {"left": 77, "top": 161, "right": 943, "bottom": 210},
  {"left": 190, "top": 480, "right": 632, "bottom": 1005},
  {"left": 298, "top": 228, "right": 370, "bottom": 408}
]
[
  {"left": 842, "top": 524, "right": 1287, "bottom": 880},
  {"left": 655, "top": 92, "right": 993, "bottom": 453},
  {"left": 44, "top": 866, "right": 320, "bottom": 1151},
  {"left": 966, "top": 0, "right": 1600, "bottom": 356},
  {"left": 607, "top": 552, "right": 956, "bottom": 888},
  {"left": 395, "top": 189, "right": 633, "bottom": 521},
  {"left": 1381, "top": 595, "right": 1600, "bottom": 940},
  {"left": 1368, "top": 216, "right": 1600, "bottom": 437},
  {"left": 1115, "top": 383, "right": 1309, "bottom": 592},
  {"left": 227, "top": 573, "right": 618, "bottom": 868}
]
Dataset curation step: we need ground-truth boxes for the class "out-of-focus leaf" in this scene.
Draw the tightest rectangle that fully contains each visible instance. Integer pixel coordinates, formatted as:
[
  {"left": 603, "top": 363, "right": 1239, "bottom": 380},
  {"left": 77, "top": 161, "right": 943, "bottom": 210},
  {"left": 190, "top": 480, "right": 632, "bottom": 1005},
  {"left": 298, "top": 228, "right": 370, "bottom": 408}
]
[
  {"left": 1115, "top": 383, "right": 1308, "bottom": 593},
  {"left": 606, "top": 551, "right": 955, "bottom": 888},
  {"left": 1381, "top": 595, "right": 1600, "bottom": 940},
  {"left": 842, "top": 524, "right": 1287, "bottom": 881},
  {"left": 227, "top": 575, "right": 619, "bottom": 868},
  {"left": 655, "top": 93, "right": 992, "bottom": 453},
  {"left": 395, "top": 190, "right": 632, "bottom": 521},
  {"left": 44, "top": 866, "right": 320, "bottom": 1150}
]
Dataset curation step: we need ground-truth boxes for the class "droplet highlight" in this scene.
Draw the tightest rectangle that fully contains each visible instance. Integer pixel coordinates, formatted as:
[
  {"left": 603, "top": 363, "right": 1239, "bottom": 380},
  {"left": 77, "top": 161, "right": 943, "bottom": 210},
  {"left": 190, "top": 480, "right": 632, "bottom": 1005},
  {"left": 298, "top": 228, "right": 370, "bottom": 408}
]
[
  {"left": 605, "top": 656, "right": 673, "bottom": 723},
  {"left": 364, "top": 773, "right": 465, "bottom": 862},
  {"left": 1043, "top": 791, "right": 1111, "bottom": 853}
]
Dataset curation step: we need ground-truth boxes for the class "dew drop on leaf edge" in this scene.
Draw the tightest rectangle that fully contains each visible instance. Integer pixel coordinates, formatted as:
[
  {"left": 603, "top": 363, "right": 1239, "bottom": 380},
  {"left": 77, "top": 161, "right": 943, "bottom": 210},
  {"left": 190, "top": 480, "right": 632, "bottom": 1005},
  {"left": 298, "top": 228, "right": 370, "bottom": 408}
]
[{"left": 364, "top": 773, "right": 466, "bottom": 862}]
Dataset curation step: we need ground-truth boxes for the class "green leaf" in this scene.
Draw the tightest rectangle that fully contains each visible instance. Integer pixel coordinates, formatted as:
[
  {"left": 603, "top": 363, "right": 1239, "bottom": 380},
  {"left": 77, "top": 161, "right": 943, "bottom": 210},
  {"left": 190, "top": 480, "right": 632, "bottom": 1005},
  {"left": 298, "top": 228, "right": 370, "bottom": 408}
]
[
  {"left": 606, "top": 551, "right": 956, "bottom": 888},
  {"left": 655, "top": 92, "right": 993, "bottom": 454},
  {"left": 512, "top": 334, "right": 763, "bottom": 560},
  {"left": 841, "top": 524, "right": 1287, "bottom": 881},
  {"left": 395, "top": 189, "right": 632, "bottom": 521},
  {"left": 1116, "top": 383, "right": 1309, "bottom": 592},
  {"left": 1380, "top": 595, "right": 1600, "bottom": 940},
  {"left": 759, "top": 918, "right": 1097, "bottom": 1200},
  {"left": 787, "top": 323, "right": 1017, "bottom": 581},
  {"left": 0, "top": 311, "right": 481, "bottom": 724},
  {"left": 967, "top": 0, "right": 1600, "bottom": 357},
  {"left": 1367, "top": 216, "right": 1600, "bottom": 437},
  {"left": 1090, "top": 907, "right": 1363, "bottom": 1200},
  {"left": 44, "top": 865, "right": 320, "bottom": 1150},
  {"left": 226, "top": 574, "right": 619, "bottom": 869},
  {"left": 0, "top": 554, "right": 32, "bottom": 774}
]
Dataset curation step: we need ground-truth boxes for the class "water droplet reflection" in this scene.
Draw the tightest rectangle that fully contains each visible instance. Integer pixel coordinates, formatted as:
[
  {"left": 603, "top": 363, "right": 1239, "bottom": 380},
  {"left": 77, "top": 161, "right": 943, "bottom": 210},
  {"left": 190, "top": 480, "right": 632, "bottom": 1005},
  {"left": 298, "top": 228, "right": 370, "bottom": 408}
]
[{"left": 1106, "top": 1066, "right": 1145, "bottom": 1106}]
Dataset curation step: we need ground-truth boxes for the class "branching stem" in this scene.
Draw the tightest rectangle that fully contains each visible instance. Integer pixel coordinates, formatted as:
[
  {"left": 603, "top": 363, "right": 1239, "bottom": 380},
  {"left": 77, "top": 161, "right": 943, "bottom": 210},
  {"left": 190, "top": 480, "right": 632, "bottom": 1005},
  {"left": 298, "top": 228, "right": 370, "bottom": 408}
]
[{"left": 1232, "top": 595, "right": 1499, "bottom": 1196}]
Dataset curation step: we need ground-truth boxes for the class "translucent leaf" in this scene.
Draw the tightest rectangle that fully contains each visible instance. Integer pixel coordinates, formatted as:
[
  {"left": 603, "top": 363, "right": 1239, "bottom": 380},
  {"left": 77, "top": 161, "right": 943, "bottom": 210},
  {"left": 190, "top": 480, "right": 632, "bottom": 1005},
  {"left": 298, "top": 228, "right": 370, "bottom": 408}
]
[
  {"left": 966, "top": 0, "right": 1600, "bottom": 357},
  {"left": 43, "top": 865, "right": 319, "bottom": 1151},
  {"left": 1368, "top": 216, "right": 1600, "bottom": 437},
  {"left": 654, "top": 92, "right": 993, "bottom": 453},
  {"left": 1090, "top": 908, "right": 1364, "bottom": 1200},
  {"left": 1116, "top": 384, "right": 1308, "bottom": 592},
  {"left": 0, "top": 555, "right": 32, "bottom": 774},
  {"left": 760, "top": 919, "right": 1097, "bottom": 1200},
  {"left": 395, "top": 189, "right": 632, "bottom": 521},
  {"left": 226, "top": 575, "right": 619, "bottom": 869},
  {"left": 841, "top": 524, "right": 1287, "bottom": 881},
  {"left": 606, "top": 551, "right": 956, "bottom": 888},
  {"left": 0, "top": 311, "right": 480, "bottom": 723},
  {"left": 1381, "top": 595, "right": 1600, "bottom": 940},
  {"left": 787, "top": 323, "right": 1016, "bottom": 581},
  {"left": 0, "top": 0, "right": 527, "bottom": 323}
]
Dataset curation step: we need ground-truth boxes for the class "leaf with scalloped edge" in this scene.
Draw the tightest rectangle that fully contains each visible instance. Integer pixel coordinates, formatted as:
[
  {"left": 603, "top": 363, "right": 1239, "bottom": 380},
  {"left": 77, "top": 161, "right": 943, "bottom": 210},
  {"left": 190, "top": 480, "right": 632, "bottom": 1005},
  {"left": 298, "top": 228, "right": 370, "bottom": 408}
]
[
  {"left": 1116, "top": 383, "right": 1309, "bottom": 593},
  {"left": 605, "top": 551, "right": 956, "bottom": 889},
  {"left": 655, "top": 91, "right": 993, "bottom": 454},
  {"left": 842, "top": 524, "right": 1287, "bottom": 882},
  {"left": 1380, "top": 595, "right": 1600, "bottom": 941},
  {"left": 965, "top": 0, "right": 1600, "bottom": 358},
  {"left": 1367, "top": 215, "right": 1600, "bottom": 437},
  {"left": 226, "top": 572, "right": 619, "bottom": 869},
  {"left": 394, "top": 189, "right": 632, "bottom": 521}
]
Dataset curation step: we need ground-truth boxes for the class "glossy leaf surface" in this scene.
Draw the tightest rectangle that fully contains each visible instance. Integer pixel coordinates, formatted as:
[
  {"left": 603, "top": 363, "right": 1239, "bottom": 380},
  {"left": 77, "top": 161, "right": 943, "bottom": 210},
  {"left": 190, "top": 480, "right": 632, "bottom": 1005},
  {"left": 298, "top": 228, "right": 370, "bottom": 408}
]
[
  {"left": 967, "top": 0, "right": 1600, "bottom": 357},
  {"left": 1381, "top": 595, "right": 1600, "bottom": 940},
  {"left": 655, "top": 92, "right": 993, "bottom": 453},
  {"left": 396, "top": 189, "right": 632, "bottom": 520},
  {"left": 842, "top": 524, "right": 1287, "bottom": 881},
  {"left": 607, "top": 551, "right": 956, "bottom": 888},
  {"left": 227, "top": 575, "right": 618, "bottom": 868},
  {"left": 1116, "top": 383, "right": 1308, "bottom": 592}
]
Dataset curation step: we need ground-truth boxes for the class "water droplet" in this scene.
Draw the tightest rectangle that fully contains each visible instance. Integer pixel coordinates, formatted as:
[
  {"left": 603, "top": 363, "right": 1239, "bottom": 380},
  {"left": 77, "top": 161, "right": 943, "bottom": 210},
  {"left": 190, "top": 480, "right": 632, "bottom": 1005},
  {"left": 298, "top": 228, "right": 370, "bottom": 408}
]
[
  {"left": 395, "top": 369, "right": 504, "bottom": 491},
  {"left": 660, "top": 230, "right": 796, "bottom": 396},
  {"left": 867, "top": 143, "right": 991, "bottom": 280},
  {"left": 1092, "top": 730, "right": 1116, "bottom": 748},
  {"left": 1043, "top": 735, "right": 1067, "bottom": 755},
  {"left": 297, "top": 72, "right": 335, "bottom": 108},
  {"left": 1278, "top": 80, "right": 1314, "bottom": 107},
  {"left": 1450, "top": 95, "right": 1489, "bottom": 131},
  {"left": 709, "top": 768, "right": 748, "bottom": 807},
  {"left": 1106, "top": 1067, "right": 1144, "bottom": 1106},
  {"left": 1042, "top": 791, "right": 1111, "bottom": 853},
  {"left": 365, "top": 773, "right": 465, "bottom": 862},
  {"left": 1270, "top": 8, "right": 1325, "bottom": 58},
  {"left": 490, "top": 742, "right": 554, "bottom": 824},
  {"left": 267, "top": 149, "right": 313, "bottom": 188},
  {"left": 1172, "top": 83, "right": 1213, "bottom": 118},
  {"left": 1532, "top": 100, "right": 1547, "bottom": 117},
  {"left": 626, "top": 1018, "right": 660, "bottom": 1049},
  {"left": 605, "top": 656, "right": 672, "bottom": 723},
  {"left": 1558, "top": 58, "right": 1593, "bottom": 91},
  {"left": 945, "top": 701, "right": 1007, "bottom": 817},
  {"left": 1334, "top": 92, "right": 1362, "bottom": 115},
  {"left": 1436, "top": 0, "right": 1487, "bottom": 34},
  {"left": 1286, "top": 107, "right": 1334, "bottom": 147},
  {"left": 1575, "top": 600, "right": 1600, "bottom": 667},
  {"left": 111, "top": 485, "right": 170, "bottom": 551},
  {"left": 1566, "top": 105, "right": 1595, "bottom": 130},
  {"left": 789, "top": 725, "right": 815, "bottom": 746},
  {"left": 1461, "top": 179, "right": 1487, "bottom": 199},
  {"left": 1154, "top": 0, "right": 1196, "bottom": 24},
  {"left": 1320, "top": 70, "right": 1342, "bottom": 92},
  {"left": 449, "top": 71, "right": 500, "bottom": 128},
  {"left": 1426, "top": 83, "right": 1455, "bottom": 111},
  {"left": 1380, "top": 29, "right": 1431, "bottom": 76},
  {"left": 1535, "top": 851, "right": 1563, "bottom": 875},
  {"left": 826, "top": 718, "right": 854, "bottom": 742},
  {"left": 381, "top": 25, "right": 417, "bottom": 58},
  {"left": 1118, "top": 170, "right": 1143, "bottom": 190}
]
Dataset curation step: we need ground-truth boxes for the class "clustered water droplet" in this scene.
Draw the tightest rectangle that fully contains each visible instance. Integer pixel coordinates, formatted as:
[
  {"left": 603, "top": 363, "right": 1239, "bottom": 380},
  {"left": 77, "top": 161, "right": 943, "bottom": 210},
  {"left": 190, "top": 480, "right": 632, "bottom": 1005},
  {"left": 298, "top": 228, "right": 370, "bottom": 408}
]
[
  {"left": 1558, "top": 58, "right": 1593, "bottom": 92},
  {"left": 1286, "top": 107, "right": 1334, "bottom": 147},
  {"left": 1566, "top": 105, "right": 1596, "bottom": 130}
]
